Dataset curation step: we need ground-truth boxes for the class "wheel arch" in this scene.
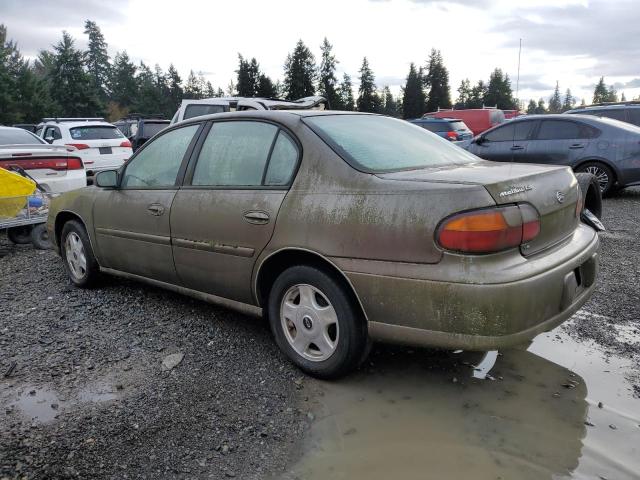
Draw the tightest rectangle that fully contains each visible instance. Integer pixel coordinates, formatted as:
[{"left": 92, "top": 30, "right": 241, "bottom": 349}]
[
  {"left": 254, "top": 247, "right": 369, "bottom": 323},
  {"left": 54, "top": 211, "right": 92, "bottom": 253},
  {"left": 573, "top": 157, "right": 620, "bottom": 183}
]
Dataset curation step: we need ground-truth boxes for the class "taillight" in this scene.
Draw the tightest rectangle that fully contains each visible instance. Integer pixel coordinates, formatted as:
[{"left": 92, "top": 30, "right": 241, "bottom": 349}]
[
  {"left": 65, "top": 143, "right": 90, "bottom": 150},
  {"left": 120, "top": 140, "right": 132, "bottom": 148},
  {"left": 437, "top": 204, "right": 540, "bottom": 254},
  {"left": 0, "top": 156, "right": 84, "bottom": 171},
  {"left": 446, "top": 131, "right": 458, "bottom": 141}
]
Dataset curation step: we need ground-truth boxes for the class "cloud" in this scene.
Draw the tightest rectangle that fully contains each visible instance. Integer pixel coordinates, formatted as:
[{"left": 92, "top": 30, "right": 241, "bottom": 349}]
[
  {"left": 612, "top": 78, "right": 640, "bottom": 90},
  {"left": 495, "top": 1, "right": 640, "bottom": 77}
]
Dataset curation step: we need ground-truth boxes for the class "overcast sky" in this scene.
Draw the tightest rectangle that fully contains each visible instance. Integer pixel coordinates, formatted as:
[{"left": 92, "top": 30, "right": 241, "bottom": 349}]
[{"left": 2, "top": 0, "right": 639, "bottom": 104}]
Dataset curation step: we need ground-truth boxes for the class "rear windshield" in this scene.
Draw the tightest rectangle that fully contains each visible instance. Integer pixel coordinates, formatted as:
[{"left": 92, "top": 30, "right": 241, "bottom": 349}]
[
  {"left": 0, "top": 128, "right": 45, "bottom": 145},
  {"left": 184, "top": 104, "right": 227, "bottom": 120},
  {"left": 141, "top": 122, "right": 168, "bottom": 138},
  {"left": 305, "top": 115, "right": 477, "bottom": 173},
  {"left": 70, "top": 126, "right": 124, "bottom": 140},
  {"left": 413, "top": 122, "right": 450, "bottom": 133},
  {"left": 449, "top": 121, "right": 468, "bottom": 131}
]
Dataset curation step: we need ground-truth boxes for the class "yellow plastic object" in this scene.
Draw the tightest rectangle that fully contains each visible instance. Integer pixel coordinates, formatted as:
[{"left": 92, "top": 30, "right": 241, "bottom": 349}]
[{"left": 0, "top": 168, "right": 37, "bottom": 219}]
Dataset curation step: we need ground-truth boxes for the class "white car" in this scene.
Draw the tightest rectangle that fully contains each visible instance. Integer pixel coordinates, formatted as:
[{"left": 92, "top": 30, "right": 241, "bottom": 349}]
[
  {"left": 0, "top": 126, "right": 86, "bottom": 193},
  {"left": 170, "top": 96, "right": 328, "bottom": 124},
  {"left": 36, "top": 119, "right": 133, "bottom": 181}
]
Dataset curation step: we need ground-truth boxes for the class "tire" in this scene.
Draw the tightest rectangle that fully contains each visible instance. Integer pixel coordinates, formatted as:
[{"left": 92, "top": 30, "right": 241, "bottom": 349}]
[
  {"left": 30, "top": 224, "right": 52, "bottom": 250},
  {"left": 60, "top": 220, "right": 100, "bottom": 288},
  {"left": 575, "top": 162, "right": 615, "bottom": 196},
  {"left": 7, "top": 226, "right": 32, "bottom": 244},
  {"left": 575, "top": 172, "right": 603, "bottom": 219},
  {"left": 268, "top": 265, "right": 368, "bottom": 379}
]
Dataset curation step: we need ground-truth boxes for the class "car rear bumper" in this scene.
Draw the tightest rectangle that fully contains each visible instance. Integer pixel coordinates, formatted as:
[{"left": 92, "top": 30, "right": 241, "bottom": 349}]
[
  {"left": 36, "top": 173, "right": 87, "bottom": 193},
  {"left": 341, "top": 224, "right": 600, "bottom": 350}
]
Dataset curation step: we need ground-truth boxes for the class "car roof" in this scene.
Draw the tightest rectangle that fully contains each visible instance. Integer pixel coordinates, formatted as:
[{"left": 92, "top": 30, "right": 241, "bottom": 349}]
[
  {"left": 48, "top": 121, "right": 117, "bottom": 129},
  {"left": 175, "top": 109, "right": 375, "bottom": 127},
  {"left": 410, "top": 117, "right": 461, "bottom": 122}
]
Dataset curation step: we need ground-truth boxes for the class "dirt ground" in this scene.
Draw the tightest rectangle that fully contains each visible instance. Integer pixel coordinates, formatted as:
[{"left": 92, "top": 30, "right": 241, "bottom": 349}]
[{"left": 1, "top": 187, "right": 639, "bottom": 479}]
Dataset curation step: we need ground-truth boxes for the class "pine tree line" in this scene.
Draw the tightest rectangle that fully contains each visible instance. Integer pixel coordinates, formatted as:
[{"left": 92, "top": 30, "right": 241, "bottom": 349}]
[{"left": 2, "top": 21, "right": 631, "bottom": 125}]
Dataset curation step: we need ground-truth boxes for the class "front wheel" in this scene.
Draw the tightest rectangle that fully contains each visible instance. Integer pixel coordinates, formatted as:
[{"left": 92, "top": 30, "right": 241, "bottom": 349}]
[
  {"left": 60, "top": 220, "right": 100, "bottom": 288},
  {"left": 268, "top": 265, "right": 368, "bottom": 379},
  {"left": 575, "top": 162, "right": 615, "bottom": 196}
]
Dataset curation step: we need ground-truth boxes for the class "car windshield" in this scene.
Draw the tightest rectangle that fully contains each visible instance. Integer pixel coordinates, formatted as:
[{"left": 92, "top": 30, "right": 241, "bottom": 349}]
[
  {"left": 305, "top": 115, "right": 478, "bottom": 172},
  {"left": 69, "top": 126, "right": 124, "bottom": 140},
  {"left": 0, "top": 128, "right": 45, "bottom": 145},
  {"left": 141, "top": 122, "right": 169, "bottom": 138}
]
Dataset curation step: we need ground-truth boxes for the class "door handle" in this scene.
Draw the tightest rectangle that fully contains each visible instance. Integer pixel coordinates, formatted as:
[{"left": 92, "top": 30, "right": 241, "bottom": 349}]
[
  {"left": 147, "top": 203, "right": 165, "bottom": 216},
  {"left": 510, "top": 145, "right": 524, "bottom": 151},
  {"left": 243, "top": 211, "right": 270, "bottom": 225},
  {"left": 569, "top": 144, "right": 584, "bottom": 149}
]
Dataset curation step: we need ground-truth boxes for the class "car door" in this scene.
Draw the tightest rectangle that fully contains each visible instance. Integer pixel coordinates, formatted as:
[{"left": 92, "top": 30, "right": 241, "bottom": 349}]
[
  {"left": 171, "top": 120, "right": 300, "bottom": 304},
  {"left": 468, "top": 123, "right": 527, "bottom": 162},
  {"left": 524, "top": 119, "right": 592, "bottom": 166},
  {"left": 92, "top": 123, "right": 203, "bottom": 284}
]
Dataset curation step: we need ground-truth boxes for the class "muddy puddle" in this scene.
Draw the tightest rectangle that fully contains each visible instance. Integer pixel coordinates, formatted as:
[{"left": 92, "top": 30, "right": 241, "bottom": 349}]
[{"left": 281, "top": 318, "right": 640, "bottom": 480}]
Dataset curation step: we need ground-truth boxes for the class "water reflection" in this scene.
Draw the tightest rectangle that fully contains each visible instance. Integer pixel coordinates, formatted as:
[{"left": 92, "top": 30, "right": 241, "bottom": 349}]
[{"left": 282, "top": 327, "right": 640, "bottom": 480}]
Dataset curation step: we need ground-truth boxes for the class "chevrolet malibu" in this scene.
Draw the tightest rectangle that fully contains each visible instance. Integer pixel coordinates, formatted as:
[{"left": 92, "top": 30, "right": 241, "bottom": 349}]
[{"left": 47, "top": 111, "right": 600, "bottom": 378}]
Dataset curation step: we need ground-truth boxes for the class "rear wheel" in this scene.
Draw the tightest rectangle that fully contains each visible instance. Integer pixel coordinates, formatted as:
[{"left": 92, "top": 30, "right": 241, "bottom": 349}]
[
  {"left": 268, "top": 265, "right": 368, "bottom": 379},
  {"left": 61, "top": 220, "right": 100, "bottom": 287},
  {"left": 30, "top": 224, "right": 52, "bottom": 250},
  {"left": 7, "top": 226, "right": 32, "bottom": 244},
  {"left": 576, "top": 162, "right": 615, "bottom": 196}
]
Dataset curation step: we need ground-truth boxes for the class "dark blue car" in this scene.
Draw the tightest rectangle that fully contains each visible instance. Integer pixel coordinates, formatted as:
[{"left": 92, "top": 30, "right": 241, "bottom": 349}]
[
  {"left": 409, "top": 117, "right": 473, "bottom": 142},
  {"left": 465, "top": 114, "right": 640, "bottom": 194}
]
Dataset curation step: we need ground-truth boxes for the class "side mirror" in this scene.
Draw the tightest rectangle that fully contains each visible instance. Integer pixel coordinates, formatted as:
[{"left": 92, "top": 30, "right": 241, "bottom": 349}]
[
  {"left": 95, "top": 170, "right": 119, "bottom": 188},
  {"left": 44, "top": 136, "right": 54, "bottom": 144},
  {"left": 474, "top": 136, "right": 486, "bottom": 145}
]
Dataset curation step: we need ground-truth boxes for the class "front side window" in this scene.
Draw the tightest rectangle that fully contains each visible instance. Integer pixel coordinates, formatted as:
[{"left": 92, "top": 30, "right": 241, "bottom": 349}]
[
  {"left": 192, "top": 121, "right": 278, "bottom": 186},
  {"left": 121, "top": 124, "right": 199, "bottom": 188},
  {"left": 70, "top": 126, "right": 124, "bottom": 140},
  {"left": 485, "top": 121, "right": 534, "bottom": 142},
  {"left": 537, "top": 120, "right": 581, "bottom": 140},
  {"left": 305, "top": 115, "right": 477, "bottom": 173}
]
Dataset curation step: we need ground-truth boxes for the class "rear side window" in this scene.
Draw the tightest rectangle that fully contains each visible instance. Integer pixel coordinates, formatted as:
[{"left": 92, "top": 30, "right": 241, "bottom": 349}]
[
  {"left": 594, "top": 109, "right": 627, "bottom": 122},
  {"left": 537, "top": 120, "right": 582, "bottom": 140},
  {"left": 265, "top": 131, "right": 298, "bottom": 185},
  {"left": 0, "top": 128, "right": 45, "bottom": 145},
  {"left": 141, "top": 122, "right": 168, "bottom": 138},
  {"left": 122, "top": 124, "right": 199, "bottom": 188},
  {"left": 184, "top": 104, "right": 227, "bottom": 120},
  {"left": 70, "top": 126, "right": 123, "bottom": 140},
  {"left": 485, "top": 121, "right": 533, "bottom": 142},
  {"left": 192, "top": 121, "right": 278, "bottom": 186},
  {"left": 449, "top": 121, "right": 469, "bottom": 131},
  {"left": 628, "top": 109, "right": 640, "bottom": 127}
]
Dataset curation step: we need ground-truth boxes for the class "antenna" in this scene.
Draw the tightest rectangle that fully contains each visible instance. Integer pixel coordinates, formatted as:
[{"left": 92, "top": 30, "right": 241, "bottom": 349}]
[{"left": 516, "top": 38, "right": 522, "bottom": 111}]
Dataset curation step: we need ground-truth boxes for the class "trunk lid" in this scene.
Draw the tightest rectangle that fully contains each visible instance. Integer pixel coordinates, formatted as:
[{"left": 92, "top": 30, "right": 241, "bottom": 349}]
[{"left": 378, "top": 162, "right": 580, "bottom": 256}]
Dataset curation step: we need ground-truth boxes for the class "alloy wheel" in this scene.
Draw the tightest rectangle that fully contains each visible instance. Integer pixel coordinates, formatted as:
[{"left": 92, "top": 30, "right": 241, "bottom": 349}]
[{"left": 584, "top": 165, "right": 609, "bottom": 192}]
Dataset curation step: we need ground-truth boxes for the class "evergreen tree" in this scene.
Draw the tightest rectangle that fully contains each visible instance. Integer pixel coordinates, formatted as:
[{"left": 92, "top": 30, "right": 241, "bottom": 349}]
[
  {"left": 534, "top": 98, "right": 547, "bottom": 114},
  {"left": 467, "top": 80, "right": 487, "bottom": 108},
  {"left": 135, "top": 62, "right": 163, "bottom": 114},
  {"left": 592, "top": 77, "right": 608, "bottom": 103},
  {"left": 338, "top": 73, "right": 355, "bottom": 111},
  {"left": 167, "top": 64, "right": 183, "bottom": 113},
  {"left": 356, "top": 57, "right": 380, "bottom": 113},
  {"left": 381, "top": 86, "right": 398, "bottom": 117},
  {"left": 455, "top": 78, "right": 471, "bottom": 108},
  {"left": 562, "top": 88, "right": 575, "bottom": 112},
  {"left": 83, "top": 20, "right": 110, "bottom": 101},
  {"left": 109, "top": 51, "right": 137, "bottom": 108},
  {"left": 424, "top": 49, "right": 451, "bottom": 112},
  {"left": 184, "top": 70, "right": 203, "bottom": 99},
  {"left": 526, "top": 99, "right": 537, "bottom": 114},
  {"left": 236, "top": 54, "right": 260, "bottom": 97},
  {"left": 283, "top": 40, "right": 316, "bottom": 100},
  {"left": 548, "top": 81, "right": 562, "bottom": 113},
  {"left": 216, "top": 87, "right": 225, "bottom": 97},
  {"left": 203, "top": 80, "right": 215, "bottom": 98},
  {"left": 256, "top": 74, "right": 277, "bottom": 97},
  {"left": 401, "top": 62, "right": 426, "bottom": 119},
  {"left": 606, "top": 85, "right": 618, "bottom": 103},
  {"left": 484, "top": 68, "right": 515, "bottom": 109},
  {"left": 47, "top": 31, "right": 100, "bottom": 116},
  {"left": 621, "top": 92, "right": 627, "bottom": 102},
  {"left": 318, "top": 37, "right": 341, "bottom": 109}
]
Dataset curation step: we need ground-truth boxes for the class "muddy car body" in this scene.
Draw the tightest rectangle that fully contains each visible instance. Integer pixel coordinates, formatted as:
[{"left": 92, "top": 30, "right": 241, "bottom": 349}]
[{"left": 47, "top": 111, "right": 600, "bottom": 378}]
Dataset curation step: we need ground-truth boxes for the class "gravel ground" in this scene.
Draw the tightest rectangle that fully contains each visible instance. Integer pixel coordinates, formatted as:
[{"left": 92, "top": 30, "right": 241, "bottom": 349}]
[
  {"left": 1, "top": 187, "right": 638, "bottom": 479},
  {"left": 0, "top": 245, "right": 311, "bottom": 479}
]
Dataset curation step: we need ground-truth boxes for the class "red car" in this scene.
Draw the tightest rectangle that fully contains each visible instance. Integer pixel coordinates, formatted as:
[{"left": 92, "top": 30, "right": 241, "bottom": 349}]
[{"left": 425, "top": 109, "right": 506, "bottom": 136}]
